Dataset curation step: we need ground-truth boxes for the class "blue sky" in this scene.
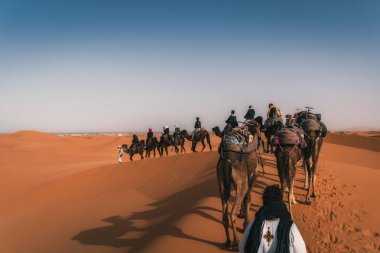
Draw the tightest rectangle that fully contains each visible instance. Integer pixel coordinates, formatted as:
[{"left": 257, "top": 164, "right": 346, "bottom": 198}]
[{"left": 0, "top": 0, "right": 379, "bottom": 132}]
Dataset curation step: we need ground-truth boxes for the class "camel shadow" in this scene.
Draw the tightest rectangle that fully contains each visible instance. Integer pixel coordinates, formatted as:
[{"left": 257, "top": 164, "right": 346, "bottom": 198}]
[{"left": 72, "top": 173, "right": 232, "bottom": 253}]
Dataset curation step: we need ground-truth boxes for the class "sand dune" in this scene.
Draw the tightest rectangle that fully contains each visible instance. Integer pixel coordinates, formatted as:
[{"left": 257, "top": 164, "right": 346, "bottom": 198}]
[
  {"left": 325, "top": 131, "right": 380, "bottom": 152},
  {"left": 0, "top": 131, "right": 379, "bottom": 253}
]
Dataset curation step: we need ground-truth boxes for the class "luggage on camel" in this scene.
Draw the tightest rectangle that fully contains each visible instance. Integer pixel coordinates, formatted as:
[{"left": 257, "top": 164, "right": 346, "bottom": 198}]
[
  {"left": 301, "top": 118, "right": 322, "bottom": 132},
  {"left": 277, "top": 127, "right": 307, "bottom": 148},
  {"left": 221, "top": 127, "right": 256, "bottom": 154}
]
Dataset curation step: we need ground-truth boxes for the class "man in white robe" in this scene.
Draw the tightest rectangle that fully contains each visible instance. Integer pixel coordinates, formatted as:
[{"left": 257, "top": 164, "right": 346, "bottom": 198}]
[{"left": 239, "top": 185, "right": 307, "bottom": 253}]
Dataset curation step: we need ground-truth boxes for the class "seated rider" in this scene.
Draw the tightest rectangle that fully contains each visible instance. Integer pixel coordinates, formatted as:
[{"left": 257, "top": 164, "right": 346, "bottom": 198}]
[
  {"left": 163, "top": 125, "right": 170, "bottom": 135},
  {"left": 264, "top": 103, "right": 282, "bottom": 129},
  {"left": 131, "top": 134, "right": 140, "bottom": 148},
  {"left": 193, "top": 117, "right": 201, "bottom": 138},
  {"left": 226, "top": 110, "right": 238, "bottom": 128},
  {"left": 173, "top": 124, "right": 181, "bottom": 137},
  {"left": 223, "top": 110, "right": 238, "bottom": 134},
  {"left": 244, "top": 105, "right": 256, "bottom": 121},
  {"left": 146, "top": 128, "right": 153, "bottom": 144},
  {"left": 267, "top": 103, "right": 277, "bottom": 119}
]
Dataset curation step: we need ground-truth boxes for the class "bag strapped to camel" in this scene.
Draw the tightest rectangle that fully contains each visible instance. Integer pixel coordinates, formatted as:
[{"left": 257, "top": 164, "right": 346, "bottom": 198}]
[{"left": 221, "top": 128, "right": 256, "bottom": 154}]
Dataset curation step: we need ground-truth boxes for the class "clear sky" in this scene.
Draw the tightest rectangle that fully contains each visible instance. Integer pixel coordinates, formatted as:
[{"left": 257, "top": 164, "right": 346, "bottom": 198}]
[{"left": 1, "top": 0, "right": 379, "bottom": 133}]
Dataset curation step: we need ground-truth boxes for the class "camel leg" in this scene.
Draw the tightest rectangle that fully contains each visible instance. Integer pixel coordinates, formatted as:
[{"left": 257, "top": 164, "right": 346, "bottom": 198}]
[
  {"left": 288, "top": 182, "right": 293, "bottom": 219},
  {"left": 206, "top": 134, "right": 212, "bottom": 151},
  {"left": 311, "top": 140, "right": 322, "bottom": 198},
  {"left": 140, "top": 151, "right": 144, "bottom": 160},
  {"left": 130, "top": 154, "right": 133, "bottom": 161},
  {"left": 216, "top": 158, "right": 232, "bottom": 248},
  {"left": 165, "top": 147, "right": 168, "bottom": 156},
  {"left": 230, "top": 179, "right": 248, "bottom": 249},
  {"left": 265, "top": 134, "right": 271, "bottom": 153},
  {"left": 200, "top": 139, "right": 206, "bottom": 152},
  {"left": 305, "top": 158, "right": 313, "bottom": 205},
  {"left": 276, "top": 155, "right": 287, "bottom": 194},
  {"left": 242, "top": 170, "right": 257, "bottom": 228},
  {"left": 303, "top": 159, "right": 309, "bottom": 189},
  {"left": 289, "top": 163, "right": 297, "bottom": 204},
  {"left": 192, "top": 141, "right": 197, "bottom": 152}
]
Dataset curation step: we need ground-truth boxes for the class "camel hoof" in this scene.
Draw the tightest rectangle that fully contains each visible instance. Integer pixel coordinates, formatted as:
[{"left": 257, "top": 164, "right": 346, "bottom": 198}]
[
  {"left": 231, "top": 241, "right": 239, "bottom": 251},
  {"left": 311, "top": 193, "right": 316, "bottom": 198},
  {"left": 292, "top": 200, "right": 297, "bottom": 204},
  {"left": 303, "top": 184, "right": 309, "bottom": 190},
  {"left": 237, "top": 213, "right": 245, "bottom": 219},
  {"left": 305, "top": 200, "right": 311, "bottom": 205},
  {"left": 225, "top": 240, "right": 232, "bottom": 249}
]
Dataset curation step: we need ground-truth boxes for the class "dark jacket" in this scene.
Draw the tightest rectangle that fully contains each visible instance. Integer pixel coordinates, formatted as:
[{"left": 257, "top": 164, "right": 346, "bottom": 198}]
[
  {"left": 226, "top": 115, "right": 238, "bottom": 128},
  {"left": 147, "top": 131, "right": 153, "bottom": 140},
  {"left": 194, "top": 120, "right": 201, "bottom": 129},
  {"left": 244, "top": 108, "right": 256, "bottom": 120},
  {"left": 163, "top": 128, "right": 169, "bottom": 135},
  {"left": 174, "top": 127, "right": 180, "bottom": 135},
  {"left": 132, "top": 135, "right": 139, "bottom": 145},
  {"left": 267, "top": 107, "right": 277, "bottom": 118}
]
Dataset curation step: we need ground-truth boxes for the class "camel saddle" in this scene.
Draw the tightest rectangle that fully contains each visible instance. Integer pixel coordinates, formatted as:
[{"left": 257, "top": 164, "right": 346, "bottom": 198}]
[
  {"left": 221, "top": 127, "right": 256, "bottom": 154},
  {"left": 302, "top": 118, "right": 322, "bottom": 133},
  {"left": 277, "top": 127, "right": 307, "bottom": 148}
]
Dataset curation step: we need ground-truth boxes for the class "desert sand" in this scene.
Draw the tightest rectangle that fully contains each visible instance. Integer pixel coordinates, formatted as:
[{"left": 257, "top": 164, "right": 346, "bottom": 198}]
[{"left": 0, "top": 131, "right": 379, "bottom": 253}]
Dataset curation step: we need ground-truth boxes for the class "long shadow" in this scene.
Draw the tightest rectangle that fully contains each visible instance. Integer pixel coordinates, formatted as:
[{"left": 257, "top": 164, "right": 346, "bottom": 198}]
[{"left": 73, "top": 171, "right": 232, "bottom": 253}]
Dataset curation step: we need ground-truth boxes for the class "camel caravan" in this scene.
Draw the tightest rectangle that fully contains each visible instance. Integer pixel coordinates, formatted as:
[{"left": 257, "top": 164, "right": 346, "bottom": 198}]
[{"left": 117, "top": 103, "right": 327, "bottom": 252}]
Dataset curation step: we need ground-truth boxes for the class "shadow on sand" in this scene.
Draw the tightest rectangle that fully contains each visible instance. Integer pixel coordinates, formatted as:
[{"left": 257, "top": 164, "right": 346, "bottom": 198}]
[
  {"left": 73, "top": 153, "right": 308, "bottom": 252},
  {"left": 72, "top": 172, "right": 231, "bottom": 252}
]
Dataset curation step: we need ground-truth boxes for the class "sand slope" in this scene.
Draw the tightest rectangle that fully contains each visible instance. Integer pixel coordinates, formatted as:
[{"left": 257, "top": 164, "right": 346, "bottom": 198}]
[{"left": 0, "top": 131, "right": 379, "bottom": 253}]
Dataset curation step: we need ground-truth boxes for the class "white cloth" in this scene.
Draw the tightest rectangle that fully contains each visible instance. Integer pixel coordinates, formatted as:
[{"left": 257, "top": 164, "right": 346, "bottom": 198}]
[
  {"left": 118, "top": 147, "right": 123, "bottom": 163},
  {"left": 239, "top": 219, "right": 307, "bottom": 253}
]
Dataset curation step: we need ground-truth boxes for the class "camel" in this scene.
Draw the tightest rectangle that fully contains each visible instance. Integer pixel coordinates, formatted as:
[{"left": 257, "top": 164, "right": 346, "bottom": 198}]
[
  {"left": 212, "top": 122, "right": 260, "bottom": 250},
  {"left": 302, "top": 130, "right": 323, "bottom": 205},
  {"left": 180, "top": 129, "right": 212, "bottom": 152},
  {"left": 121, "top": 141, "right": 144, "bottom": 161},
  {"left": 172, "top": 133, "right": 186, "bottom": 154},
  {"left": 145, "top": 137, "right": 159, "bottom": 158},
  {"left": 213, "top": 123, "right": 265, "bottom": 175},
  {"left": 158, "top": 134, "right": 175, "bottom": 157},
  {"left": 293, "top": 110, "right": 325, "bottom": 205},
  {"left": 275, "top": 144, "right": 302, "bottom": 218}
]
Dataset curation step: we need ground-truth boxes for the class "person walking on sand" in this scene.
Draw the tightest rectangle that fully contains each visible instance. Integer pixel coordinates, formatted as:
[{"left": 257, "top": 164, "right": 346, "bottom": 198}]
[
  {"left": 117, "top": 145, "right": 123, "bottom": 163},
  {"left": 240, "top": 184, "right": 307, "bottom": 253}
]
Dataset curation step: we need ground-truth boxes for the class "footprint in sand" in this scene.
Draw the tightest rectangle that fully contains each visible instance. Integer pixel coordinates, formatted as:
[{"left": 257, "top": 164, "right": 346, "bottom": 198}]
[{"left": 362, "top": 229, "right": 374, "bottom": 237}]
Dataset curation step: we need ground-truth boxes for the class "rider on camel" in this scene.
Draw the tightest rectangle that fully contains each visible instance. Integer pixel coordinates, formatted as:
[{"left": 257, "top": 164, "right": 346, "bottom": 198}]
[
  {"left": 193, "top": 117, "right": 201, "bottom": 138},
  {"left": 244, "top": 105, "right": 256, "bottom": 121},
  {"left": 131, "top": 134, "right": 140, "bottom": 148},
  {"left": 173, "top": 124, "right": 181, "bottom": 137}
]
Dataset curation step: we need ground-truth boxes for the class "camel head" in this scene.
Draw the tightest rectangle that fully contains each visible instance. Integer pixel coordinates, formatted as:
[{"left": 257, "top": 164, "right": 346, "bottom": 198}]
[
  {"left": 121, "top": 144, "right": 129, "bottom": 153},
  {"left": 212, "top": 126, "right": 223, "bottom": 138}
]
